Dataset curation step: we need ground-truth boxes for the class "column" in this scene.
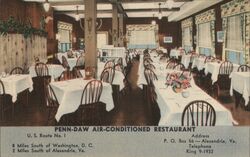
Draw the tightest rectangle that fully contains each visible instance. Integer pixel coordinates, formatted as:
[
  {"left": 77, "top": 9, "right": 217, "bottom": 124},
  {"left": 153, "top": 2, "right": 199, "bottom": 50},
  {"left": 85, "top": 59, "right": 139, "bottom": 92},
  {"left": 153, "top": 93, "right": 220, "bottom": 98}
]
[
  {"left": 112, "top": 3, "right": 119, "bottom": 47},
  {"left": 84, "top": 0, "right": 97, "bottom": 77},
  {"left": 119, "top": 14, "right": 124, "bottom": 47}
]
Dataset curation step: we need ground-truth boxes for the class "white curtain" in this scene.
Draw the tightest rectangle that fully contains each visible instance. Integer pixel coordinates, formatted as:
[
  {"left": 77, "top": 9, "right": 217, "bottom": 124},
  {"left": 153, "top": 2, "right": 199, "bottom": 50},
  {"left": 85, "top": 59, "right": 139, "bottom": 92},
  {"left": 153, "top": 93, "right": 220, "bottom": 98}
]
[
  {"left": 226, "top": 15, "right": 243, "bottom": 52},
  {"left": 183, "top": 27, "right": 191, "bottom": 46},
  {"left": 59, "top": 29, "right": 71, "bottom": 43},
  {"left": 198, "top": 22, "right": 212, "bottom": 48},
  {"left": 129, "top": 30, "right": 156, "bottom": 45}
]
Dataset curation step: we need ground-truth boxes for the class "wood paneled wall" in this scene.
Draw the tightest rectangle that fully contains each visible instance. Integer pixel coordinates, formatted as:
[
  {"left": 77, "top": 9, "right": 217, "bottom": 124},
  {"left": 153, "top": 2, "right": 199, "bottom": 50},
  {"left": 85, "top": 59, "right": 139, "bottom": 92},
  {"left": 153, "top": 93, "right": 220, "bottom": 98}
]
[{"left": 0, "top": 35, "right": 47, "bottom": 73}]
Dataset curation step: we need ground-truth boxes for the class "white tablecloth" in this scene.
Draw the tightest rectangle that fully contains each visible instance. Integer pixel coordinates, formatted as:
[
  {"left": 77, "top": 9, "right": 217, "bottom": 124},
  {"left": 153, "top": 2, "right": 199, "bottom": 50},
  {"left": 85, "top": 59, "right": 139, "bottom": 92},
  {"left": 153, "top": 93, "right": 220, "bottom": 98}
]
[
  {"left": 191, "top": 57, "right": 206, "bottom": 71},
  {"left": 0, "top": 75, "right": 33, "bottom": 102},
  {"left": 29, "top": 64, "right": 65, "bottom": 80},
  {"left": 50, "top": 78, "right": 114, "bottom": 121},
  {"left": 230, "top": 72, "right": 250, "bottom": 106},
  {"left": 181, "top": 55, "right": 191, "bottom": 69},
  {"left": 170, "top": 49, "right": 181, "bottom": 58},
  {"left": 80, "top": 69, "right": 125, "bottom": 90},
  {"left": 67, "top": 58, "right": 78, "bottom": 70},
  {"left": 204, "top": 62, "right": 239, "bottom": 84},
  {"left": 154, "top": 80, "right": 235, "bottom": 126}
]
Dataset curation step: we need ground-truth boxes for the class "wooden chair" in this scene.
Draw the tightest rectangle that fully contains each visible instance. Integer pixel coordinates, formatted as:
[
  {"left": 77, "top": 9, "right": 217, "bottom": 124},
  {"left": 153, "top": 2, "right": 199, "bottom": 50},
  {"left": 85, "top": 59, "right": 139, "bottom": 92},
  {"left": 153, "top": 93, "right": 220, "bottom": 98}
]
[
  {"left": 173, "top": 63, "right": 185, "bottom": 71},
  {"left": 62, "top": 56, "right": 70, "bottom": 70},
  {"left": 181, "top": 100, "right": 216, "bottom": 126},
  {"left": 10, "top": 67, "right": 24, "bottom": 75},
  {"left": 35, "top": 62, "right": 49, "bottom": 76},
  {"left": 0, "top": 80, "right": 13, "bottom": 122},
  {"left": 212, "top": 61, "right": 233, "bottom": 99},
  {"left": 166, "top": 59, "right": 178, "bottom": 69},
  {"left": 100, "top": 67, "right": 115, "bottom": 84},
  {"left": 80, "top": 80, "right": 103, "bottom": 105},
  {"left": 72, "top": 67, "right": 83, "bottom": 78},
  {"left": 144, "top": 68, "right": 158, "bottom": 86},
  {"left": 34, "top": 62, "right": 51, "bottom": 106},
  {"left": 104, "top": 60, "right": 115, "bottom": 69},
  {"left": 58, "top": 70, "right": 77, "bottom": 81},
  {"left": 204, "top": 56, "right": 216, "bottom": 63},
  {"left": 44, "top": 84, "right": 59, "bottom": 125},
  {"left": 115, "top": 63, "right": 124, "bottom": 73},
  {"left": 117, "top": 57, "right": 123, "bottom": 66},
  {"left": 74, "top": 56, "right": 85, "bottom": 70},
  {"left": 237, "top": 64, "right": 250, "bottom": 72}
]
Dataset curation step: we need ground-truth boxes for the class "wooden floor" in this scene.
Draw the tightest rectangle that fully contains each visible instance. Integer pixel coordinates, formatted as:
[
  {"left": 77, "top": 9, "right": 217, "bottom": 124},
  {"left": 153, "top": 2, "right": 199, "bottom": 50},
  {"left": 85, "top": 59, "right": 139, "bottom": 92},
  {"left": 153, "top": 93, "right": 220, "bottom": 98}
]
[{"left": 0, "top": 59, "right": 250, "bottom": 126}]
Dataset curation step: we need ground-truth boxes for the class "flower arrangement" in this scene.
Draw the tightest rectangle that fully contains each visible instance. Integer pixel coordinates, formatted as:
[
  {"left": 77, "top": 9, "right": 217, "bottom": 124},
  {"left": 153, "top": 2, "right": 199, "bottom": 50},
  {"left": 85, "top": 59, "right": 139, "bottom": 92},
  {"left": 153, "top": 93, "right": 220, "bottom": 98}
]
[{"left": 165, "top": 72, "right": 192, "bottom": 93}]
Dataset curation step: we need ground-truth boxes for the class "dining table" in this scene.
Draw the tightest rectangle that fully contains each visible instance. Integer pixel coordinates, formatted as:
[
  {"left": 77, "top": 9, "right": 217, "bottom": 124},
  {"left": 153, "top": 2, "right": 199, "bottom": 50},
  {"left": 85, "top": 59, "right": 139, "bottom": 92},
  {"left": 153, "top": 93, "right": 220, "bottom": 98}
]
[
  {"left": 0, "top": 74, "right": 33, "bottom": 102},
  {"left": 138, "top": 54, "right": 236, "bottom": 126},
  {"left": 230, "top": 72, "right": 250, "bottom": 106},
  {"left": 191, "top": 57, "right": 206, "bottom": 71},
  {"left": 204, "top": 62, "right": 239, "bottom": 84},
  {"left": 50, "top": 78, "right": 114, "bottom": 121},
  {"left": 29, "top": 64, "right": 65, "bottom": 81}
]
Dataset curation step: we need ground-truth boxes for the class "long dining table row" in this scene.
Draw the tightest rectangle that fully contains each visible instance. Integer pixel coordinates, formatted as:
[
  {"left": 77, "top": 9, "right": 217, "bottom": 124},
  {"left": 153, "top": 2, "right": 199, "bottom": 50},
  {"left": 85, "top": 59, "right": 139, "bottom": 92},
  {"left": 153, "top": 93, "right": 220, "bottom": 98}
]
[{"left": 138, "top": 50, "right": 237, "bottom": 126}]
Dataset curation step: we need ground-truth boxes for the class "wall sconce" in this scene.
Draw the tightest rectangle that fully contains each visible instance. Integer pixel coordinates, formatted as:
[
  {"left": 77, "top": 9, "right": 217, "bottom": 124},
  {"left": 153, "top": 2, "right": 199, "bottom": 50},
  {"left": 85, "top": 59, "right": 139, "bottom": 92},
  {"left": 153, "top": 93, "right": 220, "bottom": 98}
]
[
  {"left": 56, "top": 33, "right": 61, "bottom": 40},
  {"left": 43, "top": 0, "right": 50, "bottom": 12}
]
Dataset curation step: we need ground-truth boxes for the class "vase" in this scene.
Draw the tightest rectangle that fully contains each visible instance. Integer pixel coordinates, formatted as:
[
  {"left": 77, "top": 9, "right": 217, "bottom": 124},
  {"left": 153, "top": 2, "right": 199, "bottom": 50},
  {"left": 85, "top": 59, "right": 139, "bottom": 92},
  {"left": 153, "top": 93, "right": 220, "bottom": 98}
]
[{"left": 181, "top": 90, "right": 190, "bottom": 98}]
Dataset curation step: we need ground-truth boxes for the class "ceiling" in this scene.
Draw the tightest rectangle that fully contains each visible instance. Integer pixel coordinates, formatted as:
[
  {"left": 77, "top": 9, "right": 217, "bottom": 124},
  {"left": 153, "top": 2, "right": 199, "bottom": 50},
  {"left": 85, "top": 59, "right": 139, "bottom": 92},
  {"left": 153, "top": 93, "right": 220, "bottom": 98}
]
[{"left": 23, "top": 0, "right": 223, "bottom": 21}]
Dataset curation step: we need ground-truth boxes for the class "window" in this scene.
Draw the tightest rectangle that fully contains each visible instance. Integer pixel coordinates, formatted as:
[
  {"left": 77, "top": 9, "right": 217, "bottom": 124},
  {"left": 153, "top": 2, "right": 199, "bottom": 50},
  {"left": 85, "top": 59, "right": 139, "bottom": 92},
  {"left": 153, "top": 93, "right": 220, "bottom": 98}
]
[
  {"left": 128, "top": 30, "right": 157, "bottom": 49},
  {"left": 198, "top": 22, "right": 212, "bottom": 48},
  {"left": 183, "top": 27, "right": 191, "bottom": 46},
  {"left": 97, "top": 32, "right": 108, "bottom": 49},
  {"left": 57, "top": 21, "right": 73, "bottom": 52},
  {"left": 226, "top": 15, "right": 243, "bottom": 52}
]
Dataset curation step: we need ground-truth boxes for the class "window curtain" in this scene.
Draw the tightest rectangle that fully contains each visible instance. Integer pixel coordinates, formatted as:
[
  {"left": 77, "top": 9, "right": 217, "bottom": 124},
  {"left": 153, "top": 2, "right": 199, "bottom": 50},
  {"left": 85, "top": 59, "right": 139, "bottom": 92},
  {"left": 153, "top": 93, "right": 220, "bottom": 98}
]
[
  {"left": 195, "top": 9, "right": 215, "bottom": 56},
  {"left": 198, "top": 22, "right": 212, "bottom": 48},
  {"left": 181, "top": 17, "right": 193, "bottom": 52},
  {"left": 221, "top": 0, "right": 250, "bottom": 64},
  {"left": 126, "top": 24, "right": 159, "bottom": 49},
  {"left": 226, "top": 15, "right": 244, "bottom": 51}
]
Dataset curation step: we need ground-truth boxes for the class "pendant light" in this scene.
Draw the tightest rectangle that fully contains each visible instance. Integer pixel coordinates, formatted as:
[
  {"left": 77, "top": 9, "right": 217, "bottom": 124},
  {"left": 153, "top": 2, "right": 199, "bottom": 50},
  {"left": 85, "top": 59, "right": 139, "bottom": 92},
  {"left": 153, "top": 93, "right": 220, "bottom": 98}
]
[
  {"left": 158, "top": 3, "right": 162, "bottom": 20},
  {"left": 75, "top": 6, "right": 80, "bottom": 21},
  {"left": 151, "top": 14, "right": 156, "bottom": 25}
]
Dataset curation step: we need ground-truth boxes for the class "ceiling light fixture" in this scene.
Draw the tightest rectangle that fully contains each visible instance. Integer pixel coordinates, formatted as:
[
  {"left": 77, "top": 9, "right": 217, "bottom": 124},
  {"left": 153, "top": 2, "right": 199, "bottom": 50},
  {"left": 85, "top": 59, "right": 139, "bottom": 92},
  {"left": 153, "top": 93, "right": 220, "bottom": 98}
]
[
  {"left": 75, "top": 6, "right": 80, "bottom": 21},
  {"left": 158, "top": 3, "right": 162, "bottom": 20},
  {"left": 151, "top": 14, "right": 156, "bottom": 25},
  {"left": 166, "top": 0, "right": 174, "bottom": 9},
  {"left": 43, "top": 0, "right": 50, "bottom": 12}
]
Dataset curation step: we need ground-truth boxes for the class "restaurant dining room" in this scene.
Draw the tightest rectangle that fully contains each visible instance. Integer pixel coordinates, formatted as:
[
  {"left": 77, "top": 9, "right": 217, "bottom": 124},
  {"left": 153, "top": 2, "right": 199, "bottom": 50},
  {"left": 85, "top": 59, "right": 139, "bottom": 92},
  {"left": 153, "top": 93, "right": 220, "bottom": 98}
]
[{"left": 0, "top": 0, "right": 249, "bottom": 127}]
